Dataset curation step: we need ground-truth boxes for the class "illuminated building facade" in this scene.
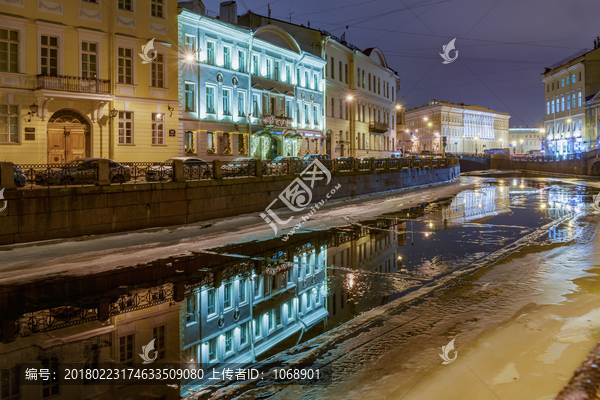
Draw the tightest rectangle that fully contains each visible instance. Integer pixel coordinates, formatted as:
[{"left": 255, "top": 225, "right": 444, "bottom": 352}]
[
  {"left": 542, "top": 45, "right": 600, "bottom": 156},
  {"left": 508, "top": 127, "right": 544, "bottom": 154},
  {"left": 179, "top": 4, "right": 325, "bottom": 161},
  {"left": 404, "top": 100, "right": 510, "bottom": 154}
]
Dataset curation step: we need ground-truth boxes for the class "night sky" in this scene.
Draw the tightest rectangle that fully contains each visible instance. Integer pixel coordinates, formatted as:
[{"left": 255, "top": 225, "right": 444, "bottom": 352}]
[{"left": 203, "top": 0, "right": 600, "bottom": 128}]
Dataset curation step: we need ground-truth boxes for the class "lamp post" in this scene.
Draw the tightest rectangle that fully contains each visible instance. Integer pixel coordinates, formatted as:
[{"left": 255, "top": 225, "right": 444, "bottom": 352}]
[
  {"left": 474, "top": 137, "right": 479, "bottom": 155},
  {"left": 519, "top": 139, "right": 524, "bottom": 155}
]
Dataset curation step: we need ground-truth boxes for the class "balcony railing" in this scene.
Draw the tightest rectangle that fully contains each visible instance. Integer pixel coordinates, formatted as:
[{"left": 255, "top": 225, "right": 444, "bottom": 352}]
[
  {"left": 369, "top": 122, "right": 389, "bottom": 133},
  {"left": 36, "top": 74, "right": 111, "bottom": 94}
]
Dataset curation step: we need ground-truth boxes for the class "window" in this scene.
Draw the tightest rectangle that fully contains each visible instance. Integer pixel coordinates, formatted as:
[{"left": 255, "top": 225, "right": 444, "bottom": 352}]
[
  {"left": 264, "top": 276, "right": 271, "bottom": 296},
  {"left": 271, "top": 273, "right": 277, "bottom": 291},
  {"left": 223, "top": 46, "right": 231, "bottom": 69},
  {"left": 208, "top": 338, "right": 217, "bottom": 361},
  {"left": 252, "top": 94, "right": 259, "bottom": 117},
  {"left": 561, "top": 97, "right": 564, "bottom": 111},
  {"left": 345, "top": 103, "right": 348, "bottom": 120},
  {"left": 206, "top": 86, "right": 215, "bottom": 113},
  {"left": 151, "top": 113, "right": 165, "bottom": 145},
  {"left": 286, "top": 65, "right": 291, "bottom": 83},
  {"left": 118, "top": 0, "right": 133, "bottom": 11},
  {"left": 339, "top": 99, "right": 342, "bottom": 119},
  {"left": 275, "top": 306, "right": 281, "bottom": 326},
  {"left": 0, "top": 29, "right": 19, "bottom": 73},
  {"left": 567, "top": 96, "right": 570, "bottom": 110},
  {"left": 368, "top": 73, "right": 371, "bottom": 90},
  {"left": 240, "top": 322, "right": 248, "bottom": 346},
  {"left": 274, "top": 61, "right": 280, "bottom": 81},
  {"left": 185, "top": 83, "right": 195, "bottom": 112},
  {"left": 237, "top": 92, "right": 245, "bottom": 117},
  {"left": 344, "top": 63, "right": 348, "bottom": 84},
  {"left": 305, "top": 71, "right": 309, "bottom": 88},
  {"left": 41, "top": 35, "right": 59, "bottom": 76},
  {"left": 41, "top": 361, "right": 60, "bottom": 398},
  {"left": 579, "top": 120, "right": 583, "bottom": 130},
  {"left": 296, "top": 102, "right": 300, "bottom": 122},
  {"left": 267, "top": 59, "right": 272, "bottom": 78},
  {"left": 153, "top": 325, "right": 166, "bottom": 360},
  {"left": 287, "top": 268, "right": 293, "bottom": 283},
  {"left": 206, "top": 42, "right": 215, "bottom": 65},
  {"left": 207, "top": 288, "right": 216, "bottom": 315},
  {"left": 119, "top": 334, "right": 134, "bottom": 367},
  {"left": 578, "top": 92, "right": 582, "bottom": 107},
  {"left": 185, "top": 131, "right": 195, "bottom": 153},
  {"left": 313, "top": 105, "right": 318, "bottom": 125},
  {"left": 0, "top": 367, "right": 20, "bottom": 399},
  {"left": 254, "top": 318, "right": 261, "bottom": 338},
  {"left": 304, "top": 104, "right": 309, "bottom": 124},
  {"left": 378, "top": 78, "right": 381, "bottom": 94},
  {"left": 223, "top": 89, "right": 231, "bottom": 116},
  {"left": 0, "top": 105, "right": 19, "bottom": 143},
  {"left": 338, "top": 61, "right": 342, "bottom": 82},
  {"left": 224, "top": 283, "right": 232, "bottom": 308},
  {"left": 252, "top": 54, "right": 258, "bottom": 74},
  {"left": 287, "top": 300, "right": 294, "bottom": 320},
  {"left": 239, "top": 279, "right": 246, "bottom": 303},
  {"left": 238, "top": 50, "right": 245, "bottom": 72},
  {"left": 286, "top": 100, "right": 292, "bottom": 118},
  {"left": 331, "top": 98, "right": 334, "bottom": 117},
  {"left": 572, "top": 73, "right": 576, "bottom": 83},
  {"left": 225, "top": 329, "right": 233, "bottom": 353},
  {"left": 362, "top": 70, "right": 365, "bottom": 88},
  {"left": 296, "top": 69, "right": 300, "bottom": 86},
  {"left": 551, "top": 100, "right": 555, "bottom": 113},
  {"left": 561, "top": 79, "right": 564, "bottom": 87},
  {"left": 578, "top": 72, "right": 581, "bottom": 81},
  {"left": 81, "top": 42, "right": 97, "bottom": 78},
  {"left": 151, "top": 0, "right": 164, "bottom": 18},
  {"left": 546, "top": 101, "right": 549, "bottom": 115},
  {"left": 566, "top": 75, "right": 570, "bottom": 85},
  {"left": 117, "top": 47, "right": 133, "bottom": 84},
  {"left": 151, "top": 53, "right": 164, "bottom": 87},
  {"left": 330, "top": 57, "right": 335, "bottom": 79},
  {"left": 118, "top": 111, "right": 133, "bottom": 144},
  {"left": 313, "top": 73, "right": 318, "bottom": 90}
]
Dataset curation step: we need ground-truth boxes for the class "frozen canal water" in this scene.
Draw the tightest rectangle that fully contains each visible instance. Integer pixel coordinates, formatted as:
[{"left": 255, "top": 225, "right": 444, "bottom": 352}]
[{"left": 1, "top": 172, "right": 599, "bottom": 400}]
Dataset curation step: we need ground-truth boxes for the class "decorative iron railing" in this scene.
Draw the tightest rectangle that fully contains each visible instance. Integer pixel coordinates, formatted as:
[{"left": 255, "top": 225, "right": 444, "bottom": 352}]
[
  {"left": 369, "top": 122, "right": 389, "bottom": 133},
  {"left": 358, "top": 159, "right": 371, "bottom": 171},
  {"left": 222, "top": 159, "right": 257, "bottom": 178},
  {"left": 373, "top": 159, "right": 386, "bottom": 170},
  {"left": 337, "top": 159, "right": 354, "bottom": 172},
  {"left": 263, "top": 161, "right": 288, "bottom": 176},
  {"left": 36, "top": 74, "right": 111, "bottom": 94}
]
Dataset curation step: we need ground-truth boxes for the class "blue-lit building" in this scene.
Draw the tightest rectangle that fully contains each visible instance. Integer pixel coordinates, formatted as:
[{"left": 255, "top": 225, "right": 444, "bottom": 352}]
[{"left": 178, "top": 2, "right": 326, "bottom": 160}]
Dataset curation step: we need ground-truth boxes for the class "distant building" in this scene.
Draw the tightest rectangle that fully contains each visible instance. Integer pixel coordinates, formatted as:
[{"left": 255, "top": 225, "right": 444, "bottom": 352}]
[
  {"left": 542, "top": 43, "right": 600, "bottom": 155},
  {"left": 403, "top": 100, "right": 510, "bottom": 155},
  {"left": 508, "top": 127, "right": 544, "bottom": 154}
]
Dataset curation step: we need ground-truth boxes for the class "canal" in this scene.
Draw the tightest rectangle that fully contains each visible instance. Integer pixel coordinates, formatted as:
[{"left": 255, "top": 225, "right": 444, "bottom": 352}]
[{"left": 1, "top": 172, "right": 599, "bottom": 400}]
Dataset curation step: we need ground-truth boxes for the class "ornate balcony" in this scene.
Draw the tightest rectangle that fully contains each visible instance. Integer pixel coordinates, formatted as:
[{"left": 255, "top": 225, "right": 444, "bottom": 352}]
[
  {"left": 369, "top": 122, "right": 389, "bottom": 134},
  {"left": 262, "top": 115, "right": 294, "bottom": 128},
  {"left": 36, "top": 74, "right": 111, "bottom": 94}
]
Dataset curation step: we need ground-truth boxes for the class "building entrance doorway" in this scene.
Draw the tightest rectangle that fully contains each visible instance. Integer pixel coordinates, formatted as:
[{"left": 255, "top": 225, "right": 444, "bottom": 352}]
[{"left": 47, "top": 110, "right": 90, "bottom": 163}]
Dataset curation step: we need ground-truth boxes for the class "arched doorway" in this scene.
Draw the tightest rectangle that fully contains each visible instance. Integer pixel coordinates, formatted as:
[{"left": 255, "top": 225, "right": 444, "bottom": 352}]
[{"left": 47, "top": 110, "right": 91, "bottom": 163}]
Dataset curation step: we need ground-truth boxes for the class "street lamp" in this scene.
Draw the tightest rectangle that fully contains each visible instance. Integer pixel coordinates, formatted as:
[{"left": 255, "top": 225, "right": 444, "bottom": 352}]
[
  {"left": 26, "top": 103, "right": 39, "bottom": 122},
  {"left": 474, "top": 137, "right": 479, "bottom": 155}
]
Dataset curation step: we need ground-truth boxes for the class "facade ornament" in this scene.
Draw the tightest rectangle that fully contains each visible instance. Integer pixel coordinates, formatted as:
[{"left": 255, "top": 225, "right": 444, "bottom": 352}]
[
  {"left": 301, "top": 92, "right": 305, "bottom": 100},
  {"left": 310, "top": 93, "right": 314, "bottom": 101},
  {"left": 216, "top": 72, "right": 224, "bottom": 84},
  {"left": 232, "top": 76, "right": 238, "bottom": 86}
]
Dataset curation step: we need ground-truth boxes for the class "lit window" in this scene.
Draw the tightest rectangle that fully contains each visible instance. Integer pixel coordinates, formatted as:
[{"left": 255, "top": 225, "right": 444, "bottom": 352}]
[
  {"left": 185, "top": 83, "right": 195, "bottom": 112},
  {"left": 206, "top": 86, "right": 215, "bottom": 113},
  {"left": 0, "top": 104, "right": 19, "bottom": 143},
  {"left": 239, "top": 279, "right": 246, "bottom": 303},
  {"left": 81, "top": 41, "right": 97, "bottom": 78},
  {"left": 151, "top": 113, "right": 164, "bottom": 145},
  {"left": 118, "top": 111, "right": 133, "bottom": 145},
  {"left": 117, "top": 47, "right": 133, "bottom": 84},
  {"left": 207, "top": 288, "right": 216, "bottom": 315},
  {"left": 206, "top": 42, "right": 215, "bottom": 65},
  {"left": 208, "top": 338, "right": 217, "bottom": 361},
  {"left": 151, "top": 53, "right": 164, "bottom": 87},
  {"left": 153, "top": 325, "right": 166, "bottom": 360},
  {"left": 223, "top": 89, "right": 231, "bottom": 116},
  {"left": 225, "top": 329, "right": 233, "bottom": 353},
  {"left": 0, "top": 29, "right": 19, "bottom": 73},
  {"left": 223, "top": 283, "right": 232, "bottom": 308},
  {"left": 41, "top": 35, "right": 59, "bottom": 76},
  {"left": 237, "top": 92, "right": 245, "bottom": 117}
]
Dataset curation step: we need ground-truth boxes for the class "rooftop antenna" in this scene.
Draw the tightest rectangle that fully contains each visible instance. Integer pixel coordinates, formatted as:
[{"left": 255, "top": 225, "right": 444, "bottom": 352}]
[
  {"left": 268, "top": 4, "right": 271, "bottom": 20},
  {"left": 289, "top": 12, "right": 294, "bottom": 22}
]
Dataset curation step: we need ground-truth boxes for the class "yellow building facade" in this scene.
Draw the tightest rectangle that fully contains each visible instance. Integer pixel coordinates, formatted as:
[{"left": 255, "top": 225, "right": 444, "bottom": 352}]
[{"left": 0, "top": 0, "right": 180, "bottom": 164}]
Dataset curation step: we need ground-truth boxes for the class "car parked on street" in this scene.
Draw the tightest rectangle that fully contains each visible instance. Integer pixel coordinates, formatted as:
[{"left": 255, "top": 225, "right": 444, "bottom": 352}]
[
  {"left": 146, "top": 157, "right": 211, "bottom": 181},
  {"left": 302, "top": 154, "right": 331, "bottom": 161},
  {"left": 34, "top": 158, "right": 131, "bottom": 186},
  {"left": 0, "top": 161, "right": 27, "bottom": 187}
]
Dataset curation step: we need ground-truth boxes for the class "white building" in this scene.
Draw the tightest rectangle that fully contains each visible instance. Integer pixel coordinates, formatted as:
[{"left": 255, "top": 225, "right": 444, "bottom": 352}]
[
  {"left": 179, "top": 3, "right": 326, "bottom": 161},
  {"left": 403, "top": 100, "right": 510, "bottom": 155}
]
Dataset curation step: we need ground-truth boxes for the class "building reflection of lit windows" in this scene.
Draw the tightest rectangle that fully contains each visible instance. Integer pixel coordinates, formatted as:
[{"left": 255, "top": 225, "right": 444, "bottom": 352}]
[
  {"left": 287, "top": 300, "right": 294, "bottom": 321},
  {"left": 207, "top": 288, "right": 216, "bottom": 316},
  {"left": 225, "top": 329, "right": 234, "bottom": 353},
  {"left": 240, "top": 322, "right": 249, "bottom": 347},
  {"left": 186, "top": 294, "right": 197, "bottom": 324},
  {"left": 238, "top": 278, "right": 246, "bottom": 304},
  {"left": 253, "top": 276, "right": 260, "bottom": 298},
  {"left": 208, "top": 338, "right": 217, "bottom": 362},
  {"left": 253, "top": 317, "right": 261, "bottom": 339},
  {"left": 223, "top": 283, "right": 232, "bottom": 309},
  {"left": 153, "top": 325, "right": 166, "bottom": 360}
]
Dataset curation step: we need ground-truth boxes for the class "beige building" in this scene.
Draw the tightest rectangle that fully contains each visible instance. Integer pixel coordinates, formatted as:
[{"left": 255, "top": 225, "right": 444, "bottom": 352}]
[
  {"left": 508, "top": 127, "right": 544, "bottom": 154},
  {"left": 403, "top": 100, "right": 510, "bottom": 155},
  {"left": 542, "top": 44, "right": 600, "bottom": 156}
]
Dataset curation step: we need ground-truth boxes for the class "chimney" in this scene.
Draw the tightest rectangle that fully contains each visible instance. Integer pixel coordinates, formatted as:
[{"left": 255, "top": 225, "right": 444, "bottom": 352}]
[{"left": 220, "top": 1, "right": 237, "bottom": 24}]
